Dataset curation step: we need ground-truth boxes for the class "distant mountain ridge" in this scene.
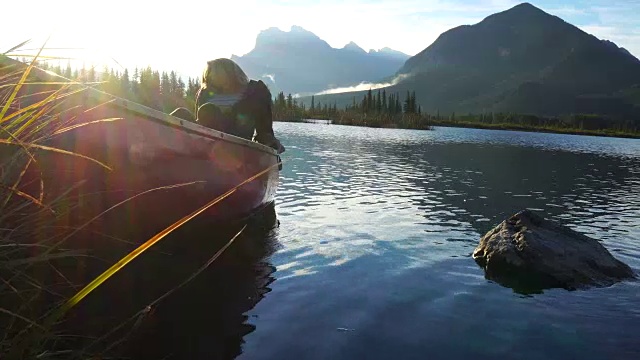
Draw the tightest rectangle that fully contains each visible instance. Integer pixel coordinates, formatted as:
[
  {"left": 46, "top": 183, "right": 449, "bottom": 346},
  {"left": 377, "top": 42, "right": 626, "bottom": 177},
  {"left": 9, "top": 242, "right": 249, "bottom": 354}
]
[
  {"left": 230, "top": 26, "right": 410, "bottom": 95},
  {"left": 309, "top": 2, "right": 640, "bottom": 118}
]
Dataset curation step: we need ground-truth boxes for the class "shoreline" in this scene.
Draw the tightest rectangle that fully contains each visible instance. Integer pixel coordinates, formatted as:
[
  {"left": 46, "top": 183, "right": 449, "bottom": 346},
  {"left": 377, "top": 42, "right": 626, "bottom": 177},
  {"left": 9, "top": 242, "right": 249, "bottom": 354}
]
[
  {"left": 428, "top": 121, "right": 640, "bottom": 139},
  {"left": 275, "top": 118, "right": 640, "bottom": 139}
]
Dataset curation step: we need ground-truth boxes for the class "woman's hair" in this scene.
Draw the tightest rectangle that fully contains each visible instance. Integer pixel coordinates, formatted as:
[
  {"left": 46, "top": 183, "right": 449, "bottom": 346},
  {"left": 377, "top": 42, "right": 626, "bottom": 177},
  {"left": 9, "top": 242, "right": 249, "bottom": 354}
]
[{"left": 201, "top": 58, "right": 249, "bottom": 94}]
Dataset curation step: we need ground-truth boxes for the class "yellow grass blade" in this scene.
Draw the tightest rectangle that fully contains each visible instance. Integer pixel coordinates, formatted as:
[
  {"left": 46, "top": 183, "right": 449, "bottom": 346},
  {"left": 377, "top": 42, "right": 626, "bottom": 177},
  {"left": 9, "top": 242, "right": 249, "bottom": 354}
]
[
  {"left": 40, "top": 181, "right": 206, "bottom": 259},
  {"left": 2, "top": 157, "right": 34, "bottom": 208},
  {"left": 0, "top": 37, "right": 49, "bottom": 122},
  {"left": 0, "top": 82, "right": 80, "bottom": 90},
  {"left": 82, "top": 97, "right": 115, "bottom": 114},
  {"left": 56, "top": 161, "right": 280, "bottom": 318},
  {"left": 3, "top": 54, "right": 77, "bottom": 61},
  {"left": 51, "top": 117, "right": 122, "bottom": 136},
  {"left": 0, "top": 183, "right": 52, "bottom": 213},
  {"left": 13, "top": 88, "right": 58, "bottom": 100},
  {"left": 2, "top": 40, "right": 31, "bottom": 55},
  {"left": 11, "top": 99, "right": 56, "bottom": 139},
  {"left": 0, "top": 139, "right": 112, "bottom": 170},
  {"left": 1, "top": 84, "right": 82, "bottom": 133},
  {"left": 0, "top": 122, "right": 46, "bottom": 206},
  {"left": 94, "top": 224, "right": 247, "bottom": 354}
]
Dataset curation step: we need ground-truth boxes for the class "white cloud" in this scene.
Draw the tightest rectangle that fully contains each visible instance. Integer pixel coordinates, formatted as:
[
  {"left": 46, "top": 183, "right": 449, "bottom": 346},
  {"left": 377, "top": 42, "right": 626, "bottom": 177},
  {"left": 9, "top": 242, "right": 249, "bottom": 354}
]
[
  {"left": 262, "top": 74, "right": 276, "bottom": 82},
  {"left": 573, "top": 2, "right": 640, "bottom": 58},
  {"left": 2, "top": 0, "right": 639, "bottom": 79},
  {"left": 316, "top": 74, "right": 410, "bottom": 95}
]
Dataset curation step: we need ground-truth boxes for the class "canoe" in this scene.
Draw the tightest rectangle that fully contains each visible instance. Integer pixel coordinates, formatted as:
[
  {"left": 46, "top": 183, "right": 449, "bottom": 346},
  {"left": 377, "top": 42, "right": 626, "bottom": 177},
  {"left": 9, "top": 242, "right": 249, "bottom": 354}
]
[{"left": 0, "top": 57, "right": 280, "bottom": 241}]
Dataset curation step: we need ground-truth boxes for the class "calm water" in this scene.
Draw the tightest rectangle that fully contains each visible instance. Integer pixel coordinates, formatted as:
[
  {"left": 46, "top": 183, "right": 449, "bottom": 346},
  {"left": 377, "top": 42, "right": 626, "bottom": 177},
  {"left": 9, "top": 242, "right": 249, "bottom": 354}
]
[{"left": 103, "top": 123, "right": 640, "bottom": 359}]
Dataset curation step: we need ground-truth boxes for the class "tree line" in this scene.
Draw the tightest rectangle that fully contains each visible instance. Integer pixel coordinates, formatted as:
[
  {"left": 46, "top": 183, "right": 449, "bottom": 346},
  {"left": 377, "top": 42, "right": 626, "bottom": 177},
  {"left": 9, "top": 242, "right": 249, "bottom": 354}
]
[
  {"left": 271, "top": 88, "right": 432, "bottom": 129},
  {"left": 24, "top": 60, "right": 640, "bottom": 136},
  {"left": 29, "top": 60, "right": 201, "bottom": 113}
]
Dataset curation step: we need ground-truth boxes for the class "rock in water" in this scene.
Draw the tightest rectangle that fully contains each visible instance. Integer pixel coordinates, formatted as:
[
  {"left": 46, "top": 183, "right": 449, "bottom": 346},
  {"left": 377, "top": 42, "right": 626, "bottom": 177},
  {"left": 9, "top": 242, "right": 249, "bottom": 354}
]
[{"left": 473, "top": 210, "right": 635, "bottom": 293}]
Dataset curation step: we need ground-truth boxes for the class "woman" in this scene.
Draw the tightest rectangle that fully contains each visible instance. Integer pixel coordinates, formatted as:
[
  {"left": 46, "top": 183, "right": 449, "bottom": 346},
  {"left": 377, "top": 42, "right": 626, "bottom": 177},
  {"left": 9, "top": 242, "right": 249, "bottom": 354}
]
[{"left": 195, "top": 58, "right": 285, "bottom": 153}]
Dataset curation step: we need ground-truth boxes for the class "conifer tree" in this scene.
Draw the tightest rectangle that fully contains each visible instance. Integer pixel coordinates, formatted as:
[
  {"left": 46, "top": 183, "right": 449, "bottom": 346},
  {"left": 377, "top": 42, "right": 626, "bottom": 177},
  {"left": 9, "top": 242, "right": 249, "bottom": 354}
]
[
  {"left": 382, "top": 89, "right": 387, "bottom": 112},
  {"left": 286, "top": 93, "right": 293, "bottom": 109}
]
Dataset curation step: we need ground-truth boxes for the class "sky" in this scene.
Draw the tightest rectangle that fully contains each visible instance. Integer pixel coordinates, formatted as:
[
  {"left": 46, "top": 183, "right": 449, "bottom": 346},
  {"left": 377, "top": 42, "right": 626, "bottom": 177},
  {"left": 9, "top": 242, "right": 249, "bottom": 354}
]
[{"left": 2, "top": 0, "right": 639, "bottom": 80}]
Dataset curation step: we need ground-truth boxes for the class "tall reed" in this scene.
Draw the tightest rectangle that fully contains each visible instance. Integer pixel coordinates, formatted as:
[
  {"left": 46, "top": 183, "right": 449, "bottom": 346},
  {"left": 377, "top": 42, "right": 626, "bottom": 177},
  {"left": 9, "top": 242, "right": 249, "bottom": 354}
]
[{"left": 1, "top": 43, "right": 282, "bottom": 359}]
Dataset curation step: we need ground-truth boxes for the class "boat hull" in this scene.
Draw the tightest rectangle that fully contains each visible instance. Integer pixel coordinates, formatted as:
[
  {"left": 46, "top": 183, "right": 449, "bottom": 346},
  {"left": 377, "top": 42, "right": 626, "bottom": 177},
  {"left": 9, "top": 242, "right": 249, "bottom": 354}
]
[{"left": 2, "top": 59, "right": 280, "bottom": 241}]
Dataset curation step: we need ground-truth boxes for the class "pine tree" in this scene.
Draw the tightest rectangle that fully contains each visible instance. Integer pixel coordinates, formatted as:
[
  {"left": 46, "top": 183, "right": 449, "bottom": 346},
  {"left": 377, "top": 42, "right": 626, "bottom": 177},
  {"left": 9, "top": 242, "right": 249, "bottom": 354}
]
[
  {"left": 382, "top": 89, "right": 387, "bottom": 112},
  {"left": 403, "top": 91, "right": 410, "bottom": 113},
  {"left": 87, "top": 66, "right": 96, "bottom": 84},
  {"left": 286, "top": 93, "right": 293, "bottom": 109},
  {"left": 177, "top": 77, "right": 185, "bottom": 100},
  {"left": 410, "top": 91, "right": 417, "bottom": 113},
  {"left": 79, "top": 64, "right": 86, "bottom": 83},
  {"left": 121, "top": 68, "right": 130, "bottom": 96},
  {"left": 64, "top": 62, "right": 72, "bottom": 78},
  {"left": 161, "top": 72, "right": 171, "bottom": 96},
  {"left": 277, "top": 92, "right": 286, "bottom": 109},
  {"left": 169, "top": 71, "right": 179, "bottom": 98}
]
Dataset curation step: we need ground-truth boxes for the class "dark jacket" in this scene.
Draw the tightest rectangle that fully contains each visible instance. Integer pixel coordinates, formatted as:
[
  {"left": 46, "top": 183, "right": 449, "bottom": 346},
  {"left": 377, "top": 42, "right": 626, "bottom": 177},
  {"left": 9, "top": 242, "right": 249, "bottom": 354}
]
[{"left": 195, "top": 80, "right": 275, "bottom": 144}]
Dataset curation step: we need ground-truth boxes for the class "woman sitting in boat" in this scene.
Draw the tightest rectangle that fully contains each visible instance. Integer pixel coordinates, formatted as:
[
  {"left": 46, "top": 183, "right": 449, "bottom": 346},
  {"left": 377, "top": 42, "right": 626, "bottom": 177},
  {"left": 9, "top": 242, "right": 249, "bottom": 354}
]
[{"left": 193, "top": 58, "right": 285, "bottom": 154}]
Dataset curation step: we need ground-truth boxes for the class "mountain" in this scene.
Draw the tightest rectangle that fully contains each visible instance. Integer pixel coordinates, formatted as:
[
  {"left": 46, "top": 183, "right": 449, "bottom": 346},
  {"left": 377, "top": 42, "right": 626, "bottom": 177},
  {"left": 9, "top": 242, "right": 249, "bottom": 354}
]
[
  {"left": 311, "top": 3, "right": 640, "bottom": 118},
  {"left": 230, "top": 26, "right": 410, "bottom": 95}
]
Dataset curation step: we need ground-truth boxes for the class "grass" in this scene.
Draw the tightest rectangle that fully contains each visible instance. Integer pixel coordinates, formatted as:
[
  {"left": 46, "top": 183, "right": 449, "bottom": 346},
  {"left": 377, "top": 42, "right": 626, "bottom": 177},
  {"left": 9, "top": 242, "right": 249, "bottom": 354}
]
[{"left": 1, "top": 43, "right": 283, "bottom": 359}]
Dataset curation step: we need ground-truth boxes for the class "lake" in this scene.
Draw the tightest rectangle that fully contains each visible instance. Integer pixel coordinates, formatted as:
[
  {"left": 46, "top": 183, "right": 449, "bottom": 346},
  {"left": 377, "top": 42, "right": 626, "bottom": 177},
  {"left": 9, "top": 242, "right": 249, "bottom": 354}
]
[{"left": 88, "top": 123, "right": 640, "bottom": 359}]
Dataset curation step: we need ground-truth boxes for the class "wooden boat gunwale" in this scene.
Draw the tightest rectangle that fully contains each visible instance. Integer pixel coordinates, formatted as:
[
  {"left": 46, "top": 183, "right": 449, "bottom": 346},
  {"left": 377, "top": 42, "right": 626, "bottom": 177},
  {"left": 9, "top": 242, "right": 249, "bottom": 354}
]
[
  {"left": 86, "top": 89, "right": 279, "bottom": 156},
  {"left": 0, "top": 56, "right": 279, "bottom": 157}
]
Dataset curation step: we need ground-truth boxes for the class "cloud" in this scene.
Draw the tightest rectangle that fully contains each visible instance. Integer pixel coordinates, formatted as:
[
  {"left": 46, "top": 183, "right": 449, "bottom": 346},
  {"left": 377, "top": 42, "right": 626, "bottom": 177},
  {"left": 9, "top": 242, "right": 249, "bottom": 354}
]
[
  {"left": 3, "top": 0, "right": 640, "bottom": 78},
  {"left": 545, "top": 6, "right": 588, "bottom": 17},
  {"left": 315, "top": 74, "right": 409, "bottom": 95},
  {"left": 262, "top": 74, "right": 275, "bottom": 82},
  {"left": 574, "top": 2, "right": 640, "bottom": 58}
]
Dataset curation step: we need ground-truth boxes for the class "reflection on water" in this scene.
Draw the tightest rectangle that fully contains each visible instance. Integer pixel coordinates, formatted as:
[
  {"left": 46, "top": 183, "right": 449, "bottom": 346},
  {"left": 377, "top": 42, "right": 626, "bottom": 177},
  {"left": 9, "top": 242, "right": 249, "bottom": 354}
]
[
  {"left": 239, "top": 124, "right": 640, "bottom": 360},
  {"left": 56, "top": 124, "right": 640, "bottom": 359},
  {"left": 272, "top": 124, "right": 640, "bottom": 272},
  {"left": 54, "top": 203, "right": 281, "bottom": 359}
]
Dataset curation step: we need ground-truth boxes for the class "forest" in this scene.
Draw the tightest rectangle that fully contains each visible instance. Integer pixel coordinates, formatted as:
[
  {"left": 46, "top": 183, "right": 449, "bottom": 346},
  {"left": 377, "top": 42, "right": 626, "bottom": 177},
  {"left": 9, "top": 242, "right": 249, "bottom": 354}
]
[{"left": 27, "top": 60, "right": 640, "bottom": 137}]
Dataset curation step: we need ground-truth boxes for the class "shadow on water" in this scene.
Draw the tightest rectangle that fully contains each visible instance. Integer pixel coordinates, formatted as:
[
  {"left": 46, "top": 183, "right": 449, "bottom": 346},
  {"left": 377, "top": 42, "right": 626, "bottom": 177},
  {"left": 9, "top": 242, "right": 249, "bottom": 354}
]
[{"left": 52, "top": 202, "right": 281, "bottom": 359}]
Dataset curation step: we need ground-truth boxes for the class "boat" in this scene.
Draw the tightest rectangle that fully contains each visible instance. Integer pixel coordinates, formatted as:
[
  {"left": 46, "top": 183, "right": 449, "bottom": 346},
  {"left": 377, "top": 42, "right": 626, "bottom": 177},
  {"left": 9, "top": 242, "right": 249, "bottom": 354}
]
[{"left": 0, "top": 57, "right": 281, "bottom": 241}]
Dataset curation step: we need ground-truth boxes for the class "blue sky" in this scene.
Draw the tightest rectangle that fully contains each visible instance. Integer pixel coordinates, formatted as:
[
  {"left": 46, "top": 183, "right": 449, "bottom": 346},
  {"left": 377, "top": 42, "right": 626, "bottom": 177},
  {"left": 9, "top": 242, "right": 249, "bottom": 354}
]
[{"left": 2, "top": 0, "right": 639, "bottom": 79}]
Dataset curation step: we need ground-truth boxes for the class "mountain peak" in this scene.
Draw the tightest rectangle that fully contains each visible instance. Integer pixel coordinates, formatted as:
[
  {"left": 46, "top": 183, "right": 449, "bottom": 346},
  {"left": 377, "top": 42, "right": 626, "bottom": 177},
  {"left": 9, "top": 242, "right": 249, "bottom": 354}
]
[
  {"left": 290, "top": 25, "right": 311, "bottom": 34},
  {"left": 233, "top": 27, "right": 411, "bottom": 94},
  {"left": 255, "top": 25, "right": 325, "bottom": 48},
  {"left": 370, "top": 47, "right": 410, "bottom": 58},
  {"left": 479, "top": 1, "right": 553, "bottom": 27},
  {"left": 504, "top": 2, "right": 548, "bottom": 16},
  {"left": 343, "top": 41, "right": 366, "bottom": 53},
  {"left": 512, "top": 2, "right": 539, "bottom": 10}
]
